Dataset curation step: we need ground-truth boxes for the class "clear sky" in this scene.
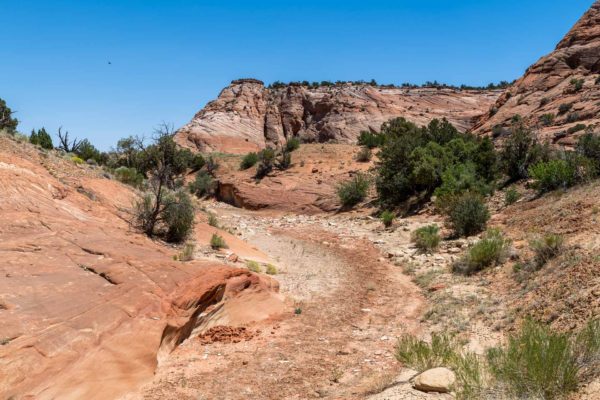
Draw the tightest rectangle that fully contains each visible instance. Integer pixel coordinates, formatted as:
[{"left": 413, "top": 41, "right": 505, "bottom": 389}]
[{"left": 2, "top": 0, "right": 595, "bottom": 150}]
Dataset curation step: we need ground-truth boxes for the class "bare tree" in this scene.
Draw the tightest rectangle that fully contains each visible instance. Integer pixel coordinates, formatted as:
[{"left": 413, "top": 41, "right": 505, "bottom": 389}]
[{"left": 57, "top": 126, "right": 81, "bottom": 153}]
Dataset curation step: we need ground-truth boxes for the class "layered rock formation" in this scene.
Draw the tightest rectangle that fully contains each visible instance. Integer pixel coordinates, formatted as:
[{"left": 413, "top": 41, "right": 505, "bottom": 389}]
[
  {"left": 474, "top": 1, "right": 600, "bottom": 145},
  {"left": 0, "top": 136, "right": 284, "bottom": 399},
  {"left": 176, "top": 79, "right": 499, "bottom": 154}
]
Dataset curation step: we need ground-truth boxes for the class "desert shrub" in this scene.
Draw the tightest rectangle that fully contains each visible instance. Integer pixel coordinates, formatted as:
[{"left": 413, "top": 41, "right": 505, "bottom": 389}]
[
  {"left": 567, "top": 123, "right": 586, "bottom": 134},
  {"left": 558, "top": 103, "right": 573, "bottom": 115},
  {"left": 452, "top": 228, "right": 510, "bottom": 275},
  {"left": 566, "top": 112, "right": 581, "bottom": 123},
  {"left": 207, "top": 212, "right": 219, "bottom": 227},
  {"left": 529, "top": 153, "right": 595, "bottom": 194},
  {"left": 540, "top": 97, "right": 549, "bottom": 106},
  {"left": 570, "top": 78, "right": 584, "bottom": 92},
  {"left": 356, "top": 146, "right": 372, "bottom": 162},
  {"left": 210, "top": 233, "right": 228, "bottom": 249},
  {"left": 285, "top": 137, "right": 301, "bottom": 152},
  {"left": 504, "top": 187, "right": 520, "bottom": 205},
  {"left": 29, "top": 128, "right": 53, "bottom": 149},
  {"left": 204, "top": 155, "right": 219, "bottom": 175},
  {"left": 276, "top": 149, "right": 292, "bottom": 170},
  {"left": 189, "top": 171, "right": 215, "bottom": 197},
  {"left": 162, "top": 190, "right": 195, "bottom": 243},
  {"left": 529, "top": 159, "right": 575, "bottom": 193},
  {"left": 255, "top": 147, "right": 276, "bottom": 179},
  {"left": 530, "top": 233, "right": 564, "bottom": 269},
  {"left": 396, "top": 333, "right": 483, "bottom": 399},
  {"left": 265, "top": 264, "right": 277, "bottom": 275},
  {"left": 189, "top": 153, "right": 205, "bottom": 171},
  {"left": 380, "top": 210, "right": 395, "bottom": 227},
  {"left": 573, "top": 319, "right": 600, "bottom": 381},
  {"left": 337, "top": 173, "right": 370, "bottom": 207},
  {"left": 500, "top": 122, "right": 549, "bottom": 182},
  {"left": 76, "top": 139, "right": 104, "bottom": 164},
  {"left": 576, "top": 132, "right": 600, "bottom": 171},
  {"left": 71, "top": 156, "right": 84, "bottom": 164},
  {"left": 444, "top": 192, "right": 490, "bottom": 237},
  {"left": 246, "top": 260, "right": 261, "bottom": 273},
  {"left": 0, "top": 98, "right": 18, "bottom": 133},
  {"left": 411, "top": 225, "right": 441, "bottom": 253},
  {"left": 114, "top": 166, "right": 144, "bottom": 187},
  {"left": 358, "top": 130, "right": 385, "bottom": 149},
  {"left": 434, "top": 162, "right": 492, "bottom": 207},
  {"left": 376, "top": 117, "right": 496, "bottom": 208},
  {"left": 178, "top": 242, "right": 195, "bottom": 261},
  {"left": 240, "top": 152, "right": 259, "bottom": 170},
  {"left": 539, "top": 113, "right": 555, "bottom": 126},
  {"left": 487, "top": 319, "right": 579, "bottom": 399}
]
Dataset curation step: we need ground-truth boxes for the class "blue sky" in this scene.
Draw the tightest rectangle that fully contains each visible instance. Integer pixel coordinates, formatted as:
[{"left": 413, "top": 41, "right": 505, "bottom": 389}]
[{"left": 2, "top": 0, "right": 594, "bottom": 150}]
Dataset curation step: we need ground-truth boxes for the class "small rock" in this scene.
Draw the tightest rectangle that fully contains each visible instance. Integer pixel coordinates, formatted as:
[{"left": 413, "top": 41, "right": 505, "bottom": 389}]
[
  {"left": 312, "top": 167, "right": 319, "bottom": 173},
  {"left": 413, "top": 367, "right": 455, "bottom": 393}
]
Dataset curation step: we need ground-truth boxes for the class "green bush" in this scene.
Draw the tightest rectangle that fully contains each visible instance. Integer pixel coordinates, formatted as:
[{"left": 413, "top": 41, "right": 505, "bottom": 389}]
[
  {"left": 255, "top": 147, "right": 276, "bottom": 179},
  {"left": 376, "top": 117, "right": 496, "bottom": 208},
  {"left": 337, "top": 173, "right": 370, "bottom": 207},
  {"left": 29, "top": 128, "right": 53, "bottom": 149},
  {"left": 276, "top": 149, "right": 292, "bottom": 170},
  {"left": 530, "top": 233, "right": 564, "bottom": 269},
  {"left": 210, "top": 233, "right": 228, "bottom": 249},
  {"left": 529, "top": 153, "right": 595, "bottom": 194},
  {"left": 539, "top": 113, "right": 555, "bottom": 126},
  {"left": 114, "top": 166, "right": 144, "bottom": 188},
  {"left": 452, "top": 228, "right": 510, "bottom": 275},
  {"left": 162, "top": 190, "right": 195, "bottom": 243},
  {"left": 178, "top": 242, "right": 195, "bottom": 262},
  {"left": 567, "top": 123, "right": 586, "bottom": 134},
  {"left": 504, "top": 187, "right": 520, "bottom": 205},
  {"left": 558, "top": 103, "right": 573, "bottom": 115},
  {"left": 356, "top": 146, "right": 372, "bottom": 162},
  {"left": 358, "top": 130, "right": 385, "bottom": 148},
  {"left": 189, "top": 171, "right": 215, "bottom": 197},
  {"left": 71, "top": 156, "right": 84, "bottom": 164},
  {"left": 500, "top": 122, "right": 548, "bottom": 182},
  {"left": 487, "top": 319, "right": 579, "bottom": 399},
  {"left": 570, "top": 78, "right": 584, "bottom": 92},
  {"left": 411, "top": 225, "right": 441, "bottom": 253},
  {"left": 566, "top": 112, "right": 580, "bottom": 123},
  {"left": 576, "top": 132, "right": 600, "bottom": 171},
  {"left": 246, "top": 260, "right": 261, "bottom": 273},
  {"left": 240, "top": 152, "right": 259, "bottom": 170},
  {"left": 207, "top": 212, "right": 219, "bottom": 227},
  {"left": 0, "top": 98, "right": 18, "bottom": 134},
  {"left": 265, "top": 264, "right": 278, "bottom": 275},
  {"left": 529, "top": 159, "right": 575, "bottom": 193},
  {"left": 444, "top": 192, "right": 490, "bottom": 237},
  {"left": 285, "top": 137, "right": 301, "bottom": 152},
  {"left": 434, "top": 162, "right": 492, "bottom": 207},
  {"left": 380, "top": 210, "right": 395, "bottom": 228}
]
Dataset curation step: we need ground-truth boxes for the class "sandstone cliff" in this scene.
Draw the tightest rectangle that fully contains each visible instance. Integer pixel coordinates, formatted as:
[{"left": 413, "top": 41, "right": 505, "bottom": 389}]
[
  {"left": 474, "top": 1, "right": 600, "bottom": 145},
  {"left": 176, "top": 79, "right": 499, "bottom": 154}
]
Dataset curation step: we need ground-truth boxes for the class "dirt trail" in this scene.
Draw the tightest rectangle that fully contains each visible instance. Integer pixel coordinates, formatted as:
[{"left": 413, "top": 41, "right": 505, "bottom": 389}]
[{"left": 131, "top": 207, "right": 427, "bottom": 399}]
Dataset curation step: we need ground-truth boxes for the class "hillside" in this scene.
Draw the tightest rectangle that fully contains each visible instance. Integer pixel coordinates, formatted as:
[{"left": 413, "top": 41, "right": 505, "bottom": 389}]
[
  {"left": 474, "top": 0, "right": 600, "bottom": 145},
  {"left": 175, "top": 80, "right": 499, "bottom": 154}
]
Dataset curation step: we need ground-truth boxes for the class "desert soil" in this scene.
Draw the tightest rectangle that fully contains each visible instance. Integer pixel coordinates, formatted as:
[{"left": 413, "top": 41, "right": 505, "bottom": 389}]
[{"left": 128, "top": 204, "right": 443, "bottom": 400}]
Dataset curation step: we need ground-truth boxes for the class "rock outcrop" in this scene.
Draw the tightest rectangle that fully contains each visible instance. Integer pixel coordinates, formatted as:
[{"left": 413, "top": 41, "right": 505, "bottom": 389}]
[
  {"left": 474, "top": 1, "right": 600, "bottom": 145},
  {"left": 412, "top": 367, "right": 456, "bottom": 393},
  {"left": 0, "top": 136, "right": 284, "bottom": 399},
  {"left": 176, "top": 80, "right": 499, "bottom": 154}
]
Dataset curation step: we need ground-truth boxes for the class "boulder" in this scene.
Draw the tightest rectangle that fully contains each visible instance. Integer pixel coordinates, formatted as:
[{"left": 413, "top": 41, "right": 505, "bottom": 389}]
[{"left": 412, "top": 367, "right": 456, "bottom": 393}]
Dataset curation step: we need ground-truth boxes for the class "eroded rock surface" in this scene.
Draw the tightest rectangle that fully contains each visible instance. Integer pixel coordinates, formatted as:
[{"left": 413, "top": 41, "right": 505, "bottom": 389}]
[
  {"left": 176, "top": 79, "right": 499, "bottom": 154},
  {"left": 474, "top": 1, "right": 600, "bottom": 145},
  {"left": 0, "top": 136, "right": 284, "bottom": 399}
]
